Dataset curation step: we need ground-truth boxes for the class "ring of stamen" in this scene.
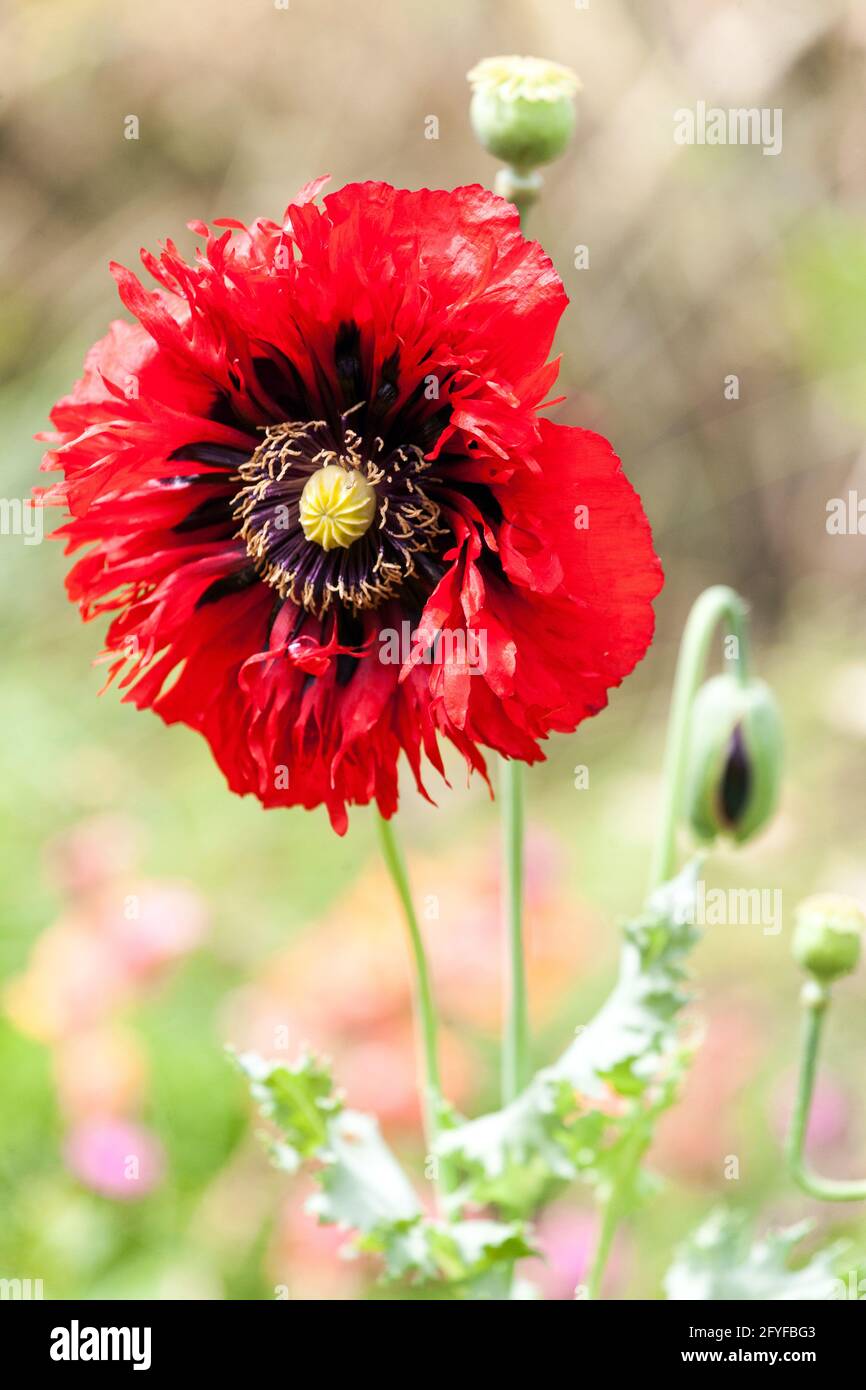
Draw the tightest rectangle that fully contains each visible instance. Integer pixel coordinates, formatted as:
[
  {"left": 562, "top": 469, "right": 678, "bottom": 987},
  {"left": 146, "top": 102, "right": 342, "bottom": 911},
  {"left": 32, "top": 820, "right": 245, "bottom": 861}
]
[{"left": 233, "top": 415, "right": 445, "bottom": 616}]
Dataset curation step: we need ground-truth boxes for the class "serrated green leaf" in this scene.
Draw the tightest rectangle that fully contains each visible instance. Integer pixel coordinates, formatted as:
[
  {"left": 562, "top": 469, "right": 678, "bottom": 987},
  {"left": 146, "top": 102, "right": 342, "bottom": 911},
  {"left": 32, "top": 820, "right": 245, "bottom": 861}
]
[
  {"left": 237, "top": 1051, "right": 420, "bottom": 1232},
  {"left": 308, "top": 1107, "right": 421, "bottom": 1230},
  {"left": 438, "top": 863, "right": 702, "bottom": 1217},
  {"left": 434, "top": 1218, "right": 535, "bottom": 1273},
  {"left": 664, "top": 1209, "right": 849, "bottom": 1301},
  {"left": 238, "top": 1048, "right": 538, "bottom": 1296},
  {"left": 236, "top": 1050, "right": 338, "bottom": 1167},
  {"left": 357, "top": 1211, "right": 538, "bottom": 1294},
  {"left": 234, "top": 864, "right": 711, "bottom": 1295}
]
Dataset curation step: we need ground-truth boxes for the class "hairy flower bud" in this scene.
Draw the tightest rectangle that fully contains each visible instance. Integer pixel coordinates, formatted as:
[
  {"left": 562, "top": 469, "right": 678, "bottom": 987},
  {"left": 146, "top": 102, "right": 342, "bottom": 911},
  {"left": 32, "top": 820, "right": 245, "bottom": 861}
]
[
  {"left": 685, "top": 673, "right": 782, "bottom": 844},
  {"left": 792, "top": 894, "right": 864, "bottom": 983},
  {"left": 467, "top": 56, "right": 580, "bottom": 171}
]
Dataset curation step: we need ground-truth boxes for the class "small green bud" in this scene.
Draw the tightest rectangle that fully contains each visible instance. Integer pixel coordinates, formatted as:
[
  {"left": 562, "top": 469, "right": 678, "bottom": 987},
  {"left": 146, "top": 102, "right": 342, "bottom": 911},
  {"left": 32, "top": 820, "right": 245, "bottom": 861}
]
[
  {"left": 792, "top": 894, "right": 864, "bottom": 983},
  {"left": 685, "top": 673, "right": 782, "bottom": 844},
  {"left": 467, "top": 55, "right": 580, "bottom": 172}
]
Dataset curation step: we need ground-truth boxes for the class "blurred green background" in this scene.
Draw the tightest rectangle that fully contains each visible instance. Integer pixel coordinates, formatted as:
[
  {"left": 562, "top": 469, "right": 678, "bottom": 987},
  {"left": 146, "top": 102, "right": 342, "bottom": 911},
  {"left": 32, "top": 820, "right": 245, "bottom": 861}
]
[{"left": 1, "top": 0, "right": 865, "bottom": 1299}]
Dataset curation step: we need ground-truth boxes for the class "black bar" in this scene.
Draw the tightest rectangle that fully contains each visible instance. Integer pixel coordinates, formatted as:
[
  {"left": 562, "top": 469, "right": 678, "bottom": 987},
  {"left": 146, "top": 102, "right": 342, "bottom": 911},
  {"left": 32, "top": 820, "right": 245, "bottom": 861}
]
[{"left": 4, "top": 1297, "right": 859, "bottom": 1374}]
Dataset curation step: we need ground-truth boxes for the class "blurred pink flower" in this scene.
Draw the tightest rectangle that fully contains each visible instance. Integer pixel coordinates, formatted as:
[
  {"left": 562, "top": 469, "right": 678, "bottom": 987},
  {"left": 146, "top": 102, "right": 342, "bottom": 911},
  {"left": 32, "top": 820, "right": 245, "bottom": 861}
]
[
  {"left": 426, "top": 829, "right": 592, "bottom": 1032},
  {"left": 65, "top": 1118, "right": 165, "bottom": 1200},
  {"left": 331, "top": 1019, "right": 474, "bottom": 1129},
  {"left": 772, "top": 1072, "right": 850, "bottom": 1151},
  {"left": 101, "top": 882, "right": 208, "bottom": 980},
  {"left": 271, "top": 1185, "right": 371, "bottom": 1300},
  {"left": 651, "top": 1006, "right": 761, "bottom": 1182},
  {"left": 5, "top": 878, "right": 207, "bottom": 1043},
  {"left": 522, "top": 1200, "right": 626, "bottom": 1299}
]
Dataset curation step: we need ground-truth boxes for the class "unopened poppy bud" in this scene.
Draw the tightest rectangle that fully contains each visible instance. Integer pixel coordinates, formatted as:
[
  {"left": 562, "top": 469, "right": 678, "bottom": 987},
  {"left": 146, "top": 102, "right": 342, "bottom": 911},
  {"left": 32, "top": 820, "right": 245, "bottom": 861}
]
[
  {"left": 792, "top": 894, "right": 864, "bottom": 983},
  {"left": 685, "top": 673, "right": 782, "bottom": 844},
  {"left": 467, "top": 56, "right": 580, "bottom": 172}
]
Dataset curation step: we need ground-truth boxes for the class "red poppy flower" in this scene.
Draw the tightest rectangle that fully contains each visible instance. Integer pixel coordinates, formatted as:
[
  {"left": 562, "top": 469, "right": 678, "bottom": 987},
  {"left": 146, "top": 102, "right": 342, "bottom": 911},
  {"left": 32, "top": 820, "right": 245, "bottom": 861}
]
[{"left": 39, "top": 179, "right": 662, "bottom": 833}]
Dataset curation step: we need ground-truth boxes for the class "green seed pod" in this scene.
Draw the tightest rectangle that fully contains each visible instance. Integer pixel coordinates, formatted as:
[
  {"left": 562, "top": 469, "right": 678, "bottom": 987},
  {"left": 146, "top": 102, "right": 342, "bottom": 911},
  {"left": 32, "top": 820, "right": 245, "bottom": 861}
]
[
  {"left": 467, "top": 56, "right": 580, "bottom": 172},
  {"left": 792, "top": 894, "right": 864, "bottom": 983},
  {"left": 685, "top": 673, "right": 782, "bottom": 844}
]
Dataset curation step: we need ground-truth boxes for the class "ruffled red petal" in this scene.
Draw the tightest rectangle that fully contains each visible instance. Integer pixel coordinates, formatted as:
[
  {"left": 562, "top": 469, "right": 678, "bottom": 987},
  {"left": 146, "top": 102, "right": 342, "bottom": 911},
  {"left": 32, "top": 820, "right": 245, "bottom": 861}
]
[{"left": 41, "top": 180, "right": 662, "bottom": 832}]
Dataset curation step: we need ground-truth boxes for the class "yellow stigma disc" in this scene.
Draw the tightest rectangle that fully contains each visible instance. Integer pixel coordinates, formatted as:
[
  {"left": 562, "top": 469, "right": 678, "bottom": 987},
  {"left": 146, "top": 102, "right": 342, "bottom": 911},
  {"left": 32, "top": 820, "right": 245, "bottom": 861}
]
[{"left": 298, "top": 465, "right": 377, "bottom": 552}]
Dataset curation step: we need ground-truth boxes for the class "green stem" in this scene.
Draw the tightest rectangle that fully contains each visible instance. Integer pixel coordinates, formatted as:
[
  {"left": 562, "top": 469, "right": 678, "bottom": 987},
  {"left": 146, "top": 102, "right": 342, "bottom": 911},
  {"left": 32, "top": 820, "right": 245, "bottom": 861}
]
[
  {"left": 786, "top": 985, "right": 866, "bottom": 1201},
  {"left": 375, "top": 813, "right": 443, "bottom": 1162},
  {"left": 585, "top": 1117, "right": 651, "bottom": 1300},
  {"left": 648, "top": 584, "right": 750, "bottom": 892},
  {"left": 500, "top": 756, "right": 529, "bottom": 1105},
  {"left": 497, "top": 198, "right": 531, "bottom": 1110},
  {"left": 585, "top": 1196, "right": 619, "bottom": 1302},
  {"left": 587, "top": 586, "right": 750, "bottom": 1299},
  {"left": 495, "top": 166, "right": 543, "bottom": 220}
]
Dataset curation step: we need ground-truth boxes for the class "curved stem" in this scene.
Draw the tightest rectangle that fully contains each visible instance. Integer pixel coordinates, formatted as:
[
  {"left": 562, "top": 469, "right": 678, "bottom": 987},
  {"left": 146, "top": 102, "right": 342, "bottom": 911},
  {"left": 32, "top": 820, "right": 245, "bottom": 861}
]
[
  {"left": 375, "top": 813, "right": 443, "bottom": 1161},
  {"left": 585, "top": 1190, "right": 621, "bottom": 1302},
  {"left": 587, "top": 586, "right": 750, "bottom": 1300},
  {"left": 786, "top": 987, "right": 866, "bottom": 1201},
  {"left": 500, "top": 756, "right": 529, "bottom": 1104},
  {"left": 648, "top": 585, "right": 750, "bottom": 892}
]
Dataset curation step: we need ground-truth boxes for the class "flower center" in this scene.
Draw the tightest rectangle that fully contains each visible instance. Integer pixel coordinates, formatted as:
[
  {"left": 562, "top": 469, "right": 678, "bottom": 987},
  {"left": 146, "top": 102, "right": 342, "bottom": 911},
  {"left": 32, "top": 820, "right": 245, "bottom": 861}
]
[
  {"left": 298, "top": 465, "right": 377, "bottom": 552},
  {"left": 232, "top": 411, "right": 444, "bottom": 617}
]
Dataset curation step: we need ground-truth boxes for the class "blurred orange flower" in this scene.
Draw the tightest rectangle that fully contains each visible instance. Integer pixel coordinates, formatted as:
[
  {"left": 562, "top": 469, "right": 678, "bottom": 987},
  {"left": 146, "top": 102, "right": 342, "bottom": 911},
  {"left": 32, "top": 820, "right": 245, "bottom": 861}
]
[{"left": 225, "top": 827, "right": 594, "bottom": 1134}]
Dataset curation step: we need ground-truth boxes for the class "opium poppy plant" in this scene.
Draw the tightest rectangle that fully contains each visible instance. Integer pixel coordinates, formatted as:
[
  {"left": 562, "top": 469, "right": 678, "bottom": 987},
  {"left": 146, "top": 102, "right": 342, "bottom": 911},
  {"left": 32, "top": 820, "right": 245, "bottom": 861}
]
[
  {"left": 40, "top": 178, "right": 662, "bottom": 832},
  {"left": 28, "top": 42, "right": 849, "bottom": 1312}
]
